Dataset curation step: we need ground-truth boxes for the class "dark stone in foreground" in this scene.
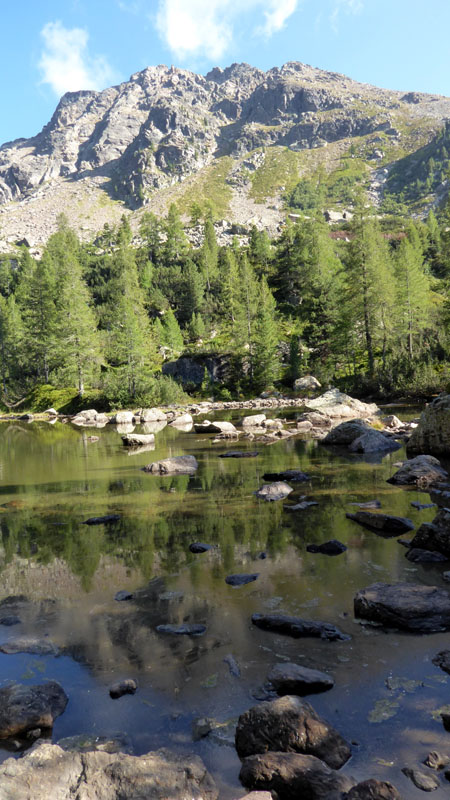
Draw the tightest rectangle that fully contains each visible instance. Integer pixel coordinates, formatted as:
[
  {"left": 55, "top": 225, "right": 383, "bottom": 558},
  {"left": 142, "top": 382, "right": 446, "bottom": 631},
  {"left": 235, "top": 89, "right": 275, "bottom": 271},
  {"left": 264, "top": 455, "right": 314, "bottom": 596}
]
[
  {"left": 83, "top": 514, "right": 121, "bottom": 525},
  {"left": 432, "top": 649, "right": 450, "bottom": 675},
  {"left": 346, "top": 779, "right": 403, "bottom": 799},
  {"left": 235, "top": 695, "right": 351, "bottom": 768},
  {"left": 306, "top": 539, "right": 347, "bottom": 555},
  {"left": 0, "top": 681, "right": 68, "bottom": 738},
  {"left": 189, "top": 542, "right": 212, "bottom": 553},
  {"left": 402, "top": 766, "right": 439, "bottom": 791},
  {"left": 219, "top": 451, "right": 259, "bottom": 458},
  {"left": 387, "top": 455, "right": 448, "bottom": 486},
  {"left": 109, "top": 679, "right": 138, "bottom": 699},
  {"left": 268, "top": 663, "right": 334, "bottom": 695},
  {"left": 262, "top": 470, "right": 310, "bottom": 482},
  {"left": 156, "top": 624, "right": 206, "bottom": 636},
  {"left": 411, "top": 502, "right": 436, "bottom": 510},
  {"left": 408, "top": 508, "right": 450, "bottom": 557},
  {"left": 252, "top": 612, "right": 350, "bottom": 641},
  {"left": 442, "top": 711, "right": 450, "bottom": 731},
  {"left": 225, "top": 573, "right": 259, "bottom": 587},
  {"left": 405, "top": 548, "right": 448, "bottom": 562},
  {"left": 115, "top": 590, "right": 134, "bottom": 601},
  {"left": 239, "top": 752, "right": 353, "bottom": 800},
  {"left": 322, "top": 419, "right": 371, "bottom": 445},
  {"left": 354, "top": 582, "right": 450, "bottom": 632},
  {"left": 346, "top": 511, "right": 415, "bottom": 535},
  {"left": 0, "top": 742, "right": 218, "bottom": 800}
]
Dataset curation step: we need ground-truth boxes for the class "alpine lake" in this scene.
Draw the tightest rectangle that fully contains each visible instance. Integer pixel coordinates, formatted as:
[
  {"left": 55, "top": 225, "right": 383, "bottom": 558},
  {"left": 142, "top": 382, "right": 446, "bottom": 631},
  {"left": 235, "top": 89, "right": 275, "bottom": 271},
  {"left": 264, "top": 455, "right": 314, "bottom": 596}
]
[{"left": 0, "top": 405, "right": 449, "bottom": 798}]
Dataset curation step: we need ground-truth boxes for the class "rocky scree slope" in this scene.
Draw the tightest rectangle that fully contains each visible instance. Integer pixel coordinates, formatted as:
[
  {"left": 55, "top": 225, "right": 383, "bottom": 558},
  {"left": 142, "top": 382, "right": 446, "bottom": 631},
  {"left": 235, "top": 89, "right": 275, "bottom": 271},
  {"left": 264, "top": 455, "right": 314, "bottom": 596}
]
[{"left": 2, "top": 61, "right": 450, "bottom": 248}]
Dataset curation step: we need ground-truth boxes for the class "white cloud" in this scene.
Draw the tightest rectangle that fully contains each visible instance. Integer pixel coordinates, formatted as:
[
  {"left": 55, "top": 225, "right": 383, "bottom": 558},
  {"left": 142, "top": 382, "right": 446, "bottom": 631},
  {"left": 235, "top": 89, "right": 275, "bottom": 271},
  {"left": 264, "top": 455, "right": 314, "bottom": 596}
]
[
  {"left": 330, "top": 0, "right": 363, "bottom": 32},
  {"left": 155, "top": 0, "right": 299, "bottom": 61},
  {"left": 39, "top": 21, "right": 116, "bottom": 97}
]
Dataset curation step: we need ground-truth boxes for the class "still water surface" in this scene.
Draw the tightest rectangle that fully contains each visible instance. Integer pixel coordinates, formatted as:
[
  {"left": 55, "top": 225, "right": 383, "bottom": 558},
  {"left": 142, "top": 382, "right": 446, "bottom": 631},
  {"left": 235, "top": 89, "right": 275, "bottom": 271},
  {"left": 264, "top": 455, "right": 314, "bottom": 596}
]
[{"left": 0, "top": 410, "right": 449, "bottom": 797}]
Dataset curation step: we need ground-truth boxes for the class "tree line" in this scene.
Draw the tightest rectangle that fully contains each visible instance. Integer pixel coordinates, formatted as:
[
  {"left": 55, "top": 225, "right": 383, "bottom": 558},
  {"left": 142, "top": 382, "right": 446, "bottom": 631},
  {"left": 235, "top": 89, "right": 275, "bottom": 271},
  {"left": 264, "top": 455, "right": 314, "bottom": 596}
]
[{"left": 0, "top": 198, "right": 448, "bottom": 408}]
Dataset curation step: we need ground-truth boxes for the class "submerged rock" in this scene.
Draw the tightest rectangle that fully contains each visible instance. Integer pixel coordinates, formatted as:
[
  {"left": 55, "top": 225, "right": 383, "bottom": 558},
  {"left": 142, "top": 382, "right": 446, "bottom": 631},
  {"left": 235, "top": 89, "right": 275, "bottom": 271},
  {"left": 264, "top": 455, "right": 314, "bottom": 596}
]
[
  {"left": 387, "top": 454, "right": 448, "bottom": 486},
  {"left": 254, "top": 482, "right": 293, "bottom": 501},
  {"left": 235, "top": 695, "right": 351, "bottom": 768},
  {"left": 251, "top": 613, "right": 349, "bottom": 641},
  {"left": 322, "top": 419, "right": 372, "bottom": 445},
  {"left": 346, "top": 511, "right": 414, "bottom": 535},
  {"left": 223, "top": 654, "right": 241, "bottom": 677},
  {"left": 267, "top": 663, "right": 334, "bottom": 696},
  {"left": 143, "top": 455, "right": 198, "bottom": 475},
  {"left": 0, "top": 638, "right": 59, "bottom": 656},
  {"left": 405, "top": 548, "right": 448, "bottom": 563},
  {"left": 354, "top": 582, "right": 450, "bottom": 632},
  {"left": 432, "top": 649, "right": 450, "bottom": 675},
  {"left": 58, "top": 732, "right": 133, "bottom": 754},
  {"left": 156, "top": 624, "right": 206, "bottom": 636},
  {"left": 0, "top": 742, "right": 218, "bottom": 800},
  {"left": 239, "top": 752, "right": 353, "bottom": 800},
  {"left": 109, "top": 679, "right": 138, "bottom": 699},
  {"left": 262, "top": 470, "right": 310, "bottom": 482},
  {"left": 225, "top": 573, "right": 259, "bottom": 587},
  {"left": 402, "top": 766, "right": 439, "bottom": 792},
  {"left": 219, "top": 451, "right": 258, "bottom": 458},
  {"left": 83, "top": 514, "right": 121, "bottom": 525},
  {"left": 306, "top": 540, "right": 347, "bottom": 555},
  {"left": 0, "top": 682, "right": 68, "bottom": 739},
  {"left": 189, "top": 542, "right": 212, "bottom": 553}
]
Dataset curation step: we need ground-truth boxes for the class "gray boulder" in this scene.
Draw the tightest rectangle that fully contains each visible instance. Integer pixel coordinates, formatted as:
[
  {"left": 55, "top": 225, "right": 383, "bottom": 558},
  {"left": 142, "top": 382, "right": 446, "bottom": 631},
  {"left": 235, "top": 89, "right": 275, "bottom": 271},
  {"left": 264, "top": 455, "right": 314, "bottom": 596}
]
[
  {"left": 143, "top": 456, "right": 198, "bottom": 475},
  {"left": 0, "top": 743, "right": 218, "bottom": 800},
  {"left": 322, "top": 419, "right": 372, "bottom": 445},
  {"left": 305, "top": 389, "right": 379, "bottom": 419},
  {"left": 387, "top": 455, "right": 448, "bottom": 486},
  {"left": 141, "top": 408, "right": 166, "bottom": 422},
  {"left": 170, "top": 413, "right": 194, "bottom": 427},
  {"left": 194, "top": 420, "right": 237, "bottom": 434},
  {"left": 254, "top": 482, "right": 293, "bottom": 501},
  {"left": 348, "top": 430, "right": 401, "bottom": 454},
  {"left": 239, "top": 752, "right": 353, "bottom": 800},
  {"left": 345, "top": 780, "right": 403, "bottom": 799},
  {"left": 122, "top": 433, "right": 155, "bottom": 447},
  {"left": 242, "top": 414, "right": 266, "bottom": 428},
  {"left": 354, "top": 582, "right": 450, "bottom": 632},
  {"left": 267, "top": 663, "right": 334, "bottom": 695},
  {"left": 402, "top": 767, "right": 439, "bottom": 792},
  {"left": 235, "top": 695, "right": 351, "bottom": 768},
  {"left": 407, "top": 508, "right": 450, "bottom": 557},
  {"left": 293, "top": 375, "right": 322, "bottom": 392},
  {"left": 407, "top": 394, "right": 450, "bottom": 456},
  {"left": 113, "top": 410, "right": 135, "bottom": 424},
  {"left": 0, "top": 682, "right": 68, "bottom": 739}
]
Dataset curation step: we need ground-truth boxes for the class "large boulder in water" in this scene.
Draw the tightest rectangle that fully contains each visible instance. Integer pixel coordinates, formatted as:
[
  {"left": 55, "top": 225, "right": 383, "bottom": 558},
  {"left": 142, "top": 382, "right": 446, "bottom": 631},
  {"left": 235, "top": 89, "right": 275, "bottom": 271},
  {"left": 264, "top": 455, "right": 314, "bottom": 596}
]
[
  {"left": 408, "top": 508, "right": 450, "bottom": 558},
  {"left": 387, "top": 454, "right": 448, "bottom": 486},
  {"left": 0, "top": 681, "right": 68, "bottom": 739},
  {"left": 304, "top": 389, "right": 379, "bottom": 420},
  {"left": 322, "top": 419, "right": 371, "bottom": 445},
  {"left": 143, "top": 455, "right": 198, "bottom": 475},
  {"left": 354, "top": 582, "right": 450, "bottom": 632},
  {"left": 407, "top": 394, "right": 450, "bottom": 456},
  {"left": 235, "top": 695, "right": 351, "bottom": 769},
  {"left": 0, "top": 743, "right": 218, "bottom": 800},
  {"left": 239, "top": 752, "right": 353, "bottom": 800}
]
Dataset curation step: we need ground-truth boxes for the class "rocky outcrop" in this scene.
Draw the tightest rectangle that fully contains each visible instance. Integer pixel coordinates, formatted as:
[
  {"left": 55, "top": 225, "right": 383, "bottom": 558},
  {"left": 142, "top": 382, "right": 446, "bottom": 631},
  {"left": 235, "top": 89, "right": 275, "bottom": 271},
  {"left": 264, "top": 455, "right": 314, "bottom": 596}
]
[
  {"left": 354, "top": 582, "right": 450, "bottom": 632},
  {"left": 407, "top": 394, "right": 450, "bottom": 456},
  {"left": 235, "top": 695, "right": 351, "bottom": 768},
  {"left": 0, "top": 743, "right": 218, "bottom": 800},
  {"left": 143, "top": 455, "right": 198, "bottom": 474}
]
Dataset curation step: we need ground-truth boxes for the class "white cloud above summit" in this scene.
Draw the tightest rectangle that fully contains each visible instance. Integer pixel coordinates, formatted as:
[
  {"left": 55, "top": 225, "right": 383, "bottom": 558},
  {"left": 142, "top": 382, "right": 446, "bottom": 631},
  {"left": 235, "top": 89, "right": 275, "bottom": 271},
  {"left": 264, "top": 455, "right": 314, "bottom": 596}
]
[
  {"left": 155, "top": 0, "right": 299, "bottom": 61},
  {"left": 39, "top": 21, "right": 116, "bottom": 97}
]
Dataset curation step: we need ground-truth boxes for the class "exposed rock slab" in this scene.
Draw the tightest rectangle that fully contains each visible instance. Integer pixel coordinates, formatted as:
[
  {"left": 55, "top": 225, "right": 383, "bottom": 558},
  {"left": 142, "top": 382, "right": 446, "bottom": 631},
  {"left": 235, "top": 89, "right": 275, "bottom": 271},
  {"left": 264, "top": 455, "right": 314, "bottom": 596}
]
[
  {"left": 267, "top": 662, "right": 334, "bottom": 695},
  {"left": 305, "top": 389, "right": 379, "bottom": 419},
  {"left": 354, "top": 582, "right": 450, "bottom": 632},
  {"left": 407, "top": 394, "right": 450, "bottom": 456},
  {"left": 294, "top": 375, "right": 321, "bottom": 392},
  {"left": 239, "top": 752, "right": 353, "bottom": 800},
  {"left": 143, "top": 455, "right": 198, "bottom": 474},
  {"left": 235, "top": 695, "right": 351, "bottom": 768},
  {"left": 0, "top": 682, "right": 68, "bottom": 739},
  {"left": 346, "top": 511, "right": 414, "bottom": 535},
  {"left": 254, "top": 482, "right": 293, "bottom": 501},
  {"left": 387, "top": 455, "right": 448, "bottom": 486},
  {"left": 0, "top": 743, "right": 218, "bottom": 800},
  {"left": 251, "top": 612, "right": 350, "bottom": 641}
]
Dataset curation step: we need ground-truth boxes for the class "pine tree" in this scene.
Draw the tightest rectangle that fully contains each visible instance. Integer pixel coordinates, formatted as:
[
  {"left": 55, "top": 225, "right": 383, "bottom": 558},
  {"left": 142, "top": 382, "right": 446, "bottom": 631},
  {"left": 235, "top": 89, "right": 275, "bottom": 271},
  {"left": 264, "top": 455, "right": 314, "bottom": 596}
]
[
  {"left": 201, "top": 216, "right": 218, "bottom": 292},
  {"left": 161, "top": 308, "right": 184, "bottom": 353},
  {"left": 394, "top": 227, "right": 432, "bottom": 360},
  {"left": 252, "top": 278, "right": 279, "bottom": 392},
  {"left": 18, "top": 252, "right": 57, "bottom": 383},
  {"left": 0, "top": 296, "right": 25, "bottom": 396}
]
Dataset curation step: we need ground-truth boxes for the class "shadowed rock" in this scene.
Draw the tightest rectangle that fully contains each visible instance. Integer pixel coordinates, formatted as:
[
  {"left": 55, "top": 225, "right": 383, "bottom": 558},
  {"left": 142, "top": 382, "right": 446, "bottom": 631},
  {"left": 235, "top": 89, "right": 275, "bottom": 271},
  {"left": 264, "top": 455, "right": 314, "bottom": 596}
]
[
  {"left": 306, "top": 540, "right": 347, "bottom": 555},
  {"left": 354, "top": 582, "right": 450, "bottom": 632},
  {"left": 235, "top": 695, "right": 351, "bottom": 768},
  {"left": 83, "top": 514, "right": 121, "bottom": 525},
  {"left": 189, "top": 542, "right": 212, "bottom": 553},
  {"left": 408, "top": 508, "right": 450, "bottom": 557},
  {"left": 268, "top": 663, "right": 334, "bottom": 695},
  {"left": 432, "top": 649, "right": 450, "bottom": 674},
  {"left": 156, "top": 624, "right": 206, "bottom": 636},
  {"left": 0, "top": 682, "right": 68, "bottom": 739},
  {"left": 346, "top": 779, "right": 403, "bottom": 799},
  {"left": 387, "top": 454, "right": 448, "bottom": 486},
  {"left": 109, "top": 679, "right": 138, "bottom": 699},
  {"left": 346, "top": 511, "right": 414, "bottom": 535},
  {"left": 225, "top": 573, "right": 259, "bottom": 587},
  {"left": 262, "top": 470, "right": 310, "bottom": 482},
  {"left": 405, "top": 548, "right": 448, "bottom": 562},
  {"left": 252, "top": 613, "right": 350, "bottom": 641},
  {"left": 219, "top": 451, "right": 259, "bottom": 458},
  {"left": 239, "top": 752, "right": 353, "bottom": 800}
]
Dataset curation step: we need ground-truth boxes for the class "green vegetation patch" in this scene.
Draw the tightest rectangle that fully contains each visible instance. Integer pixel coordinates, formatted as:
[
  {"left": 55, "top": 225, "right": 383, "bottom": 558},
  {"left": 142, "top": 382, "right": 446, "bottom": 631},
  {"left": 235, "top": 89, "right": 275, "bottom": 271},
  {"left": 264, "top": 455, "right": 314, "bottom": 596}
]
[
  {"left": 249, "top": 147, "right": 302, "bottom": 203},
  {"left": 176, "top": 157, "right": 233, "bottom": 219}
]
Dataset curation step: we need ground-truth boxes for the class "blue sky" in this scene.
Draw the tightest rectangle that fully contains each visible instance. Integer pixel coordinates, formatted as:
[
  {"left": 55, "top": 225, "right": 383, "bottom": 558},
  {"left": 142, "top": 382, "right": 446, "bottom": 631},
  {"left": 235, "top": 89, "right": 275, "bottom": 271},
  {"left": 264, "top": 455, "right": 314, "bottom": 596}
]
[{"left": 1, "top": 0, "right": 450, "bottom": 146}]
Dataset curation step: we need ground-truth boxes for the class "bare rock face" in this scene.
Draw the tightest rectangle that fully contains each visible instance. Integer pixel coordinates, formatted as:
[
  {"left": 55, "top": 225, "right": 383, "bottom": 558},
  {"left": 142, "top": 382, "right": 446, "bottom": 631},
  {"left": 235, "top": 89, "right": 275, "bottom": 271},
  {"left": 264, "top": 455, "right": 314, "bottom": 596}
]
[
  {"left": 305, "top": 390, "right": 379, "bottom": 420},
  {"left": 407, "top": 394, "right": 450, "bottom": 456},
  {"left": 239, "top": 752, "right": 354, "bottom": 800},
  {"left": 0, "top": 743, "right": 218, "bottom": 800},
  {"left": 387, "top": 454, "right": 448, "bottom": 486},
  {"left": 407, "top": 508, "right": 450, "bottom": 557},
  {"left": 235, "top": 695, "right": 351, "bottom": 769},
  {"left": 143, "top": 455, "right": 198, "bottom": 474},
  {"left": 354, "top": 582, "right": 450, "bottom": 632},
  {"left": 0, "top": 681, "right": 68, "bottom": 739}
]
